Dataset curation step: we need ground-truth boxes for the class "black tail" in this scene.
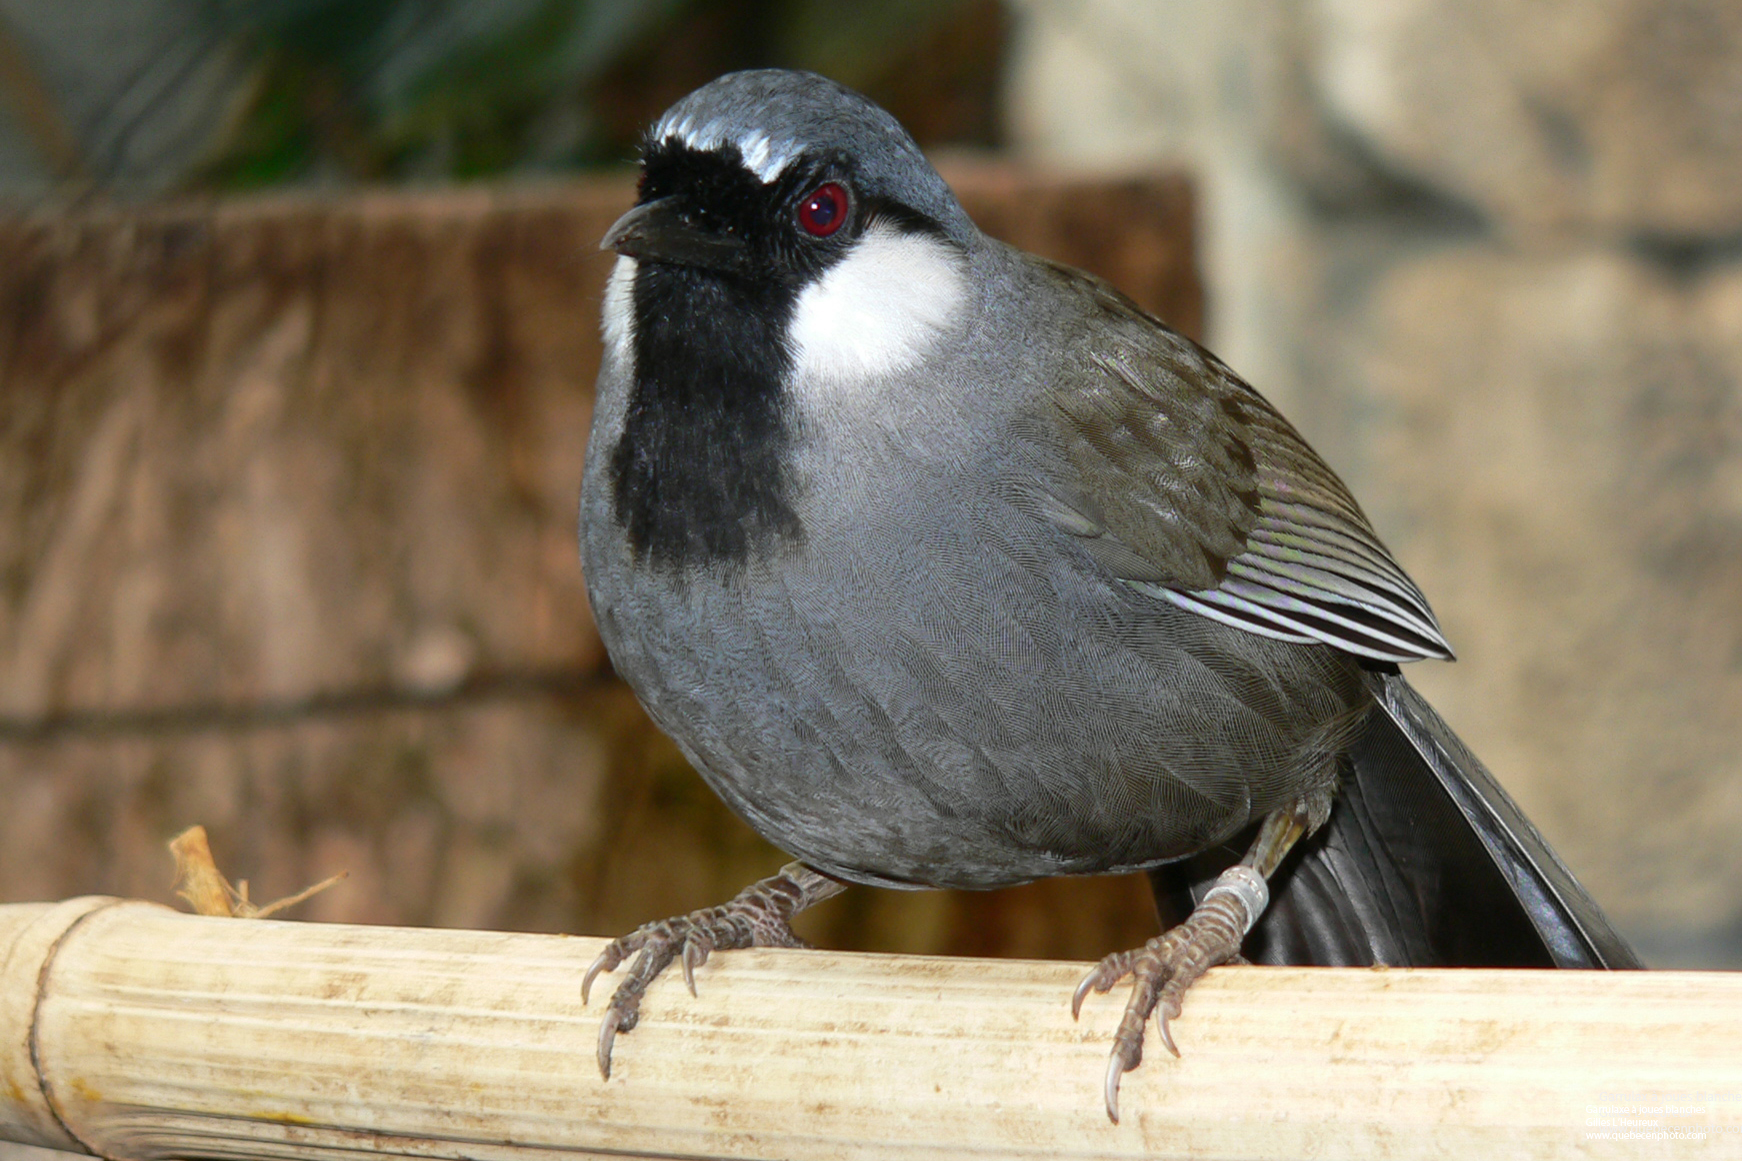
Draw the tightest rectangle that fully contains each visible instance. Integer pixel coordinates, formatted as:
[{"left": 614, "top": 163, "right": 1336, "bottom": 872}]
[{"left": 1151, "top": 669, "right": 1641, "bottom": 970}]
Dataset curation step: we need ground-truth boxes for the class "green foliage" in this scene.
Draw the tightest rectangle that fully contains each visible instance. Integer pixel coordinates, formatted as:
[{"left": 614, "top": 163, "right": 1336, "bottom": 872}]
[
  {"left": 200, "top": 0, "right": 983, "bottom": 190},
  {"left": 203, "top": 0, "right": 685, "bottom": 185}
]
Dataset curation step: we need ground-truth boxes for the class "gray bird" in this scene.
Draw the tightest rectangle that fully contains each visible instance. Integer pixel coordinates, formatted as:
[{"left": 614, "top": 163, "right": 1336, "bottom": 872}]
[{"left": 578, "top": 69, "right": 1638, "bottom": 1122}]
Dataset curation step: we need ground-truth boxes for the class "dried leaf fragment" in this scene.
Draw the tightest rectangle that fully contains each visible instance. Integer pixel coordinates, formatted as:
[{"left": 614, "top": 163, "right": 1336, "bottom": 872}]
[{"left": 169, "top": 825, "right": 347, "bottom": 918}]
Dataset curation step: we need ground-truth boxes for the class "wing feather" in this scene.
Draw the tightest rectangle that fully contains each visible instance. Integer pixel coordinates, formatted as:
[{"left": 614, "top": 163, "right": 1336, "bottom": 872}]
[{"left": 1040, "top": 262, "right": 1453, "bottom": 663}]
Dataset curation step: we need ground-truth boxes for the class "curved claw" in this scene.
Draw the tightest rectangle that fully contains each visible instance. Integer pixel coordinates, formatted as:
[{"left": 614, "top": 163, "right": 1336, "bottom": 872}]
[
  {"left": 596, "top": 1007, "right": 623, "bottom": 1079},
  {"left": 1074, "top": 950, "right": 1138, "bottom": 1020},
  {"left": 1104, "top": 1052, "right": 1125, "bottom": 1124},
  {"left": 1071, "top": 969, "right": 1100, "bottom": 1020},
  {"left": 681, "top": 938, "right": 709, "bottom": 996},
  {"left": 582, "top": 947, "right": 617, "bottom": 1005},
  {"left": 1155, "top": 1007, "right": 1180, "bottom": 1058}
]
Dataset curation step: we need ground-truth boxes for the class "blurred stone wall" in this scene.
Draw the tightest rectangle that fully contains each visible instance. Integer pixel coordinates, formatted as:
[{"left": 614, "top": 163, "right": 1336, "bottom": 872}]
[
  {"left": 1007, "top": 0, "right": 1742, "bottom": 965},
  {"left": 0, "top": 170, "right": 1198, "bottom": 964}
]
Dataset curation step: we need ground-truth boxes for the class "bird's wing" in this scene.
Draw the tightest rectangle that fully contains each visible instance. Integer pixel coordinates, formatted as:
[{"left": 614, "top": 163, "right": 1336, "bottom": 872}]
[{"left": 1037, "top": 262, "right": 1452, "bottom": 664}]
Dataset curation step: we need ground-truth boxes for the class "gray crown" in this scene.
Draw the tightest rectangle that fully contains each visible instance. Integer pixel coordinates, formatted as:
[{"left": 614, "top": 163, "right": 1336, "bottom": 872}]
[{"left": 650, "top": 69, "right": 973, "bottom": 241}]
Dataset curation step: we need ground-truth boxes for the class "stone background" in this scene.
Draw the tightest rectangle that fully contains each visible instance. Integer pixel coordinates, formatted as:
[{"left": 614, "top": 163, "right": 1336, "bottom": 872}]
[{"left": 1007, "top": 0, "right": 1742, "bottom": 965}]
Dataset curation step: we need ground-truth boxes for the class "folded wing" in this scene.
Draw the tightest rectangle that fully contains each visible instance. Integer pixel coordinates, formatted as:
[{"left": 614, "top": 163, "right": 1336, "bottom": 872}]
[{"left": 1040, "top": 263, "right": 1453, "bottom": 664}]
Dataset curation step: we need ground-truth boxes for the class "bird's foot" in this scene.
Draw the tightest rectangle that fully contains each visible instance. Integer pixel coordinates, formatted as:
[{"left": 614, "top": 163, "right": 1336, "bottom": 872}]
[
  {"left": 582, "top": 862, "right": 844, "bottom": 1078},
  {"left": 1072, "top": 863, "right": 1269, "bottom": 1123}
]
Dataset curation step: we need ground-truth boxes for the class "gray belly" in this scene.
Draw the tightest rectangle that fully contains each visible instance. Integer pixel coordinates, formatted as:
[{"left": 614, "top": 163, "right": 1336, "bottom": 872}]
[{"left": 580, "top": 459, "right": 1368, "bottom": 891}]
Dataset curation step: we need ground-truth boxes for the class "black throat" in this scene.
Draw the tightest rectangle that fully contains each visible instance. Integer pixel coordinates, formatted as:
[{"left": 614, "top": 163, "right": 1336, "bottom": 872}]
[{"left": 608, "top": 258, "right": 804, "bottom": 570}]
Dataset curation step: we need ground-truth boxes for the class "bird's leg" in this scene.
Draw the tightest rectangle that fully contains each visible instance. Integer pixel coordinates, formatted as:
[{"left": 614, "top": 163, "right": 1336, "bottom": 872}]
[
  {"left": 1074, "top": 796, "right": 1322, "bottom": 1123},
  {"left": 583, "top": 861, "right": 845, "bottom": 1078}
]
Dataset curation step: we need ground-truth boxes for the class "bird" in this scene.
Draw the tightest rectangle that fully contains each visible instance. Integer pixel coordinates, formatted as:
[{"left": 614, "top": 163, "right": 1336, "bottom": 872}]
[{"left": 577, "top": 68, "right": 1639, "bottom": 1123}]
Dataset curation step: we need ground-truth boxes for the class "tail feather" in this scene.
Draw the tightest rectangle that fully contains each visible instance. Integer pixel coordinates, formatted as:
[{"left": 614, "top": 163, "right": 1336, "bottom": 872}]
[{"left": 1151, "top": 669, "right": 1641, "bottom": 970}]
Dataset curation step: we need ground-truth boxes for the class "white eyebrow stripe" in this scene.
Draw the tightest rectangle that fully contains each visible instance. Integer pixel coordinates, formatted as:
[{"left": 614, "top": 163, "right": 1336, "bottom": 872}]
[
  {"left": 738, "top": 132, "right": 772, "bottom": 177},
  {"left": 652, "top": 115, "right": 799, "bottom": 182}
]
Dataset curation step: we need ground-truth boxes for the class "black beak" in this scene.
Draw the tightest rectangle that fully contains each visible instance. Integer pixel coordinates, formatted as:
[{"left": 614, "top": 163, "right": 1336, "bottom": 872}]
[{"left": 601, "top": 197, "right": 746, "bottom": 272}]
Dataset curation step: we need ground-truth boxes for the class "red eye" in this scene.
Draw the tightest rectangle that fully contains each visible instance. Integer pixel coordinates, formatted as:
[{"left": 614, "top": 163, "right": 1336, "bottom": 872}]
[{"left": 797, "top": 182, "right": 848, "bottom": 237}]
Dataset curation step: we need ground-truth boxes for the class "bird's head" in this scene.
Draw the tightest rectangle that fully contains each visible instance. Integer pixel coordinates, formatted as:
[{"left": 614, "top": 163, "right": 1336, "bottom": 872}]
[
  {"left": 601, "top": 70, "right": 976, "bottom": 390},
  {"left": 605, "top": 69, "right": 973, "bottom": 280}
]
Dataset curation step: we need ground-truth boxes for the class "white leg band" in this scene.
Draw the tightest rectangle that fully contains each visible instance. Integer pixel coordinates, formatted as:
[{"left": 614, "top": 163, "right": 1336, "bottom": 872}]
[{"left": 1201, "top": 864, "right": 1270, "bottom": 936}]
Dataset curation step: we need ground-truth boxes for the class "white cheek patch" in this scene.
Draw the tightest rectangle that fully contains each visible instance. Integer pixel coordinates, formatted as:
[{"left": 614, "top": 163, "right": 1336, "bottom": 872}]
[
  {"left": 601, "top": 256, "right": 637, "bottom": 368},
  {"left": 788, "top": 225, "right": 967, "bottom": 391}
]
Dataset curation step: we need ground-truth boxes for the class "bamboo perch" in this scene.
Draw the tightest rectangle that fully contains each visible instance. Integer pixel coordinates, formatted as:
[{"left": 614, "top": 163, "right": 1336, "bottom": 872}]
[{"left": 1, "top": 898, "right": 1739, "bottom": 1160}]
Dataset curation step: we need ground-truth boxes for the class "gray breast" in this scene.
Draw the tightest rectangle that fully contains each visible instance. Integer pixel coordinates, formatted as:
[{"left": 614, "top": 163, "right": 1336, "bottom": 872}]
[{"left": 580, "top": 322, "right": 1368, "bottom": 889}]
